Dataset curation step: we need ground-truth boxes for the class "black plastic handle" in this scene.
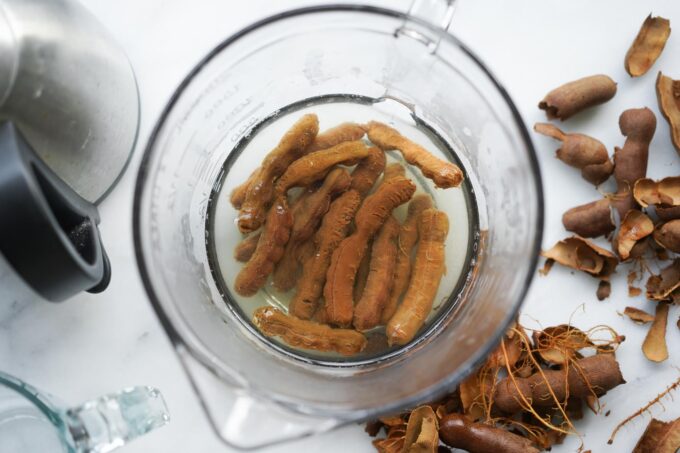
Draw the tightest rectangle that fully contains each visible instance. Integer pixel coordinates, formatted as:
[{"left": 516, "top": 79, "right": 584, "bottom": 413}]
[{"left": 0, "top": 121, "right": 111, "bottom": 302}]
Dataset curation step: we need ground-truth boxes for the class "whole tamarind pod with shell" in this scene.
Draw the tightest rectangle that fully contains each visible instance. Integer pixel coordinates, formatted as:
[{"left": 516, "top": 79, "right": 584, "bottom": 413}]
[
  {"left": 534, "top": 123, "right": 613, "bottom": 185},
  {"left": 562, "top": 108, "right": 655, "bottom": 238},
  {"left": 386, "top": 209, "right": 449, "bottom": 346},
  {"left": 538, "top": 75, "right": 617, "bottom": 121},
  {"left": 493, "top": 354, "right": 625, "bottom": 414},
  {"left": 439, "top": 414, "right": 540, "bottom": 453}
]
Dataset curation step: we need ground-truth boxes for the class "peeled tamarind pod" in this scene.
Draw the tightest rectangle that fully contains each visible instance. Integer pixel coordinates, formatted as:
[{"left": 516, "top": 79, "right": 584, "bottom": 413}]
[
  {"left": 625, "top": 15, "right": 671, "bottom": 78},
  {"left": 382, "top": 194, "right": 434, "bottom": 324},
  {"left": 439, "top": 414, "right": 540, "bottom": 453},
  {"left": 386, "top": 209, "right": 449, "bottom": 346},
  {"left": 325, "top": 176, "right": 416, "bottom": 327},
  {"left": 365, "top": 121, "right": 463, "bottom": 188},
  {"left": 534, "top": 123, "right": 613, "bottom": 185},
  {"left": 353, "top": 249, "right": 371, "bottom": 302},
  {"left": 307, "top": 122, "right": 366, "bottom": 152},
  {"left": 275, "top": 141, "right": 368, "bottom": 195},
  {"left": 230, "top": 168, "right": 260, "bottom": 209},
  {"left": 272, "top": 168, "right": 351, "bottom": 291},
  {"left": 538, "top": 75, "right": 617, "bottom": 121},
  {"left": 350, "top": 146, "right": 386, "bottom": 196},
  {"left": 253, "top": 306, "right": 367, "bottom": 356},
  {"left": 237, "top": 114, "right": 319, "bottom": 233},
  {"left": 290, "top": 190, "right": 361, "bottom": 319},
  {"left": 562, "top": 198, "right": 614, "bottom": 238},
  {"left": 493, "top": 354, "right": 625, "bottom": 414},
  {"left": 234, "top": 232, "right": 260, "bottom": 262},
  {"left": 234, "top": 197, "right": 293, "bottom": 296},
  {"left": 654, "top": 219, "right": 680, "bottom": 253},
  {"left": 353, "top": 216, "right": 400, "bottom": 331}
]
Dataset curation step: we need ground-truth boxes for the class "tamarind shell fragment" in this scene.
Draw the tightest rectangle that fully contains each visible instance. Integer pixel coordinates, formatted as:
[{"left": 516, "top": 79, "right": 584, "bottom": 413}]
[
  {"left": 625, "top": 15, "right": 671, "bottom": 77},
  {"left": 657, "top": 72, "right": 680, "bottom": 154},
  {"left": 654, "top": 219, "right": 680, "bottom": 253},
  {"left": 538, "top": 75, "right": 617, "bottom": 121},
  {"left": 439, "top": 414, "right": 540, "bottom": 453}
]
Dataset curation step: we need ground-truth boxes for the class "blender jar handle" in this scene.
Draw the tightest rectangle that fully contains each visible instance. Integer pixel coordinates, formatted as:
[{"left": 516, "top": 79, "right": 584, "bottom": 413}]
[
  {"left": 179, "top": 347, "right": 344, "bottom": 450},
  {"left": 65, "top": 386, "right": 170, "bottom": 453},
  {"left": 0, "top": 121, "right": 111, "bottom": 301},
  {"left": 398, "top": 0, "right": 457, "bottom": 51}
]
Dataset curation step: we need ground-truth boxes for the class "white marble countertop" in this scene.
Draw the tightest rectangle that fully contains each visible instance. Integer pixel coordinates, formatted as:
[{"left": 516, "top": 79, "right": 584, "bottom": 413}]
[{"left": 1, "top": 0, "right": 679, "bottom": 452}]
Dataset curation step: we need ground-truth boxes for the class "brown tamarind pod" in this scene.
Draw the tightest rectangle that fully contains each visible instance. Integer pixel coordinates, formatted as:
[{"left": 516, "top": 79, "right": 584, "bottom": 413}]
[
  {"left": 534, "top": 122, "right": 613, "bottom": 185},
  {"left": 439, "top": 414, "right": 540, "bottom": 453},
  {"left": 539, "top": 75, "right": 617, "bottom": 121},
  {"left": 562, "top": 199, "right": 614, "bottom": 238},
  {"left": 493, "top": 354, "right": 625, "bottom": 414}
]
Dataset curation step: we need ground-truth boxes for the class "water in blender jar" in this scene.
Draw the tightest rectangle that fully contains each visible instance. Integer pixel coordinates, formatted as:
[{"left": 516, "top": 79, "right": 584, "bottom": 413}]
[{"left": 206, "top": 95, "right": 479, "bottom": 363}]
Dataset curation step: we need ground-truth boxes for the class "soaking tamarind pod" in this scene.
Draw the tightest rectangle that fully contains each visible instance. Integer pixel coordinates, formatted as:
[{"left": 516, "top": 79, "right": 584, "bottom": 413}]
[
  {"left": 325, "top": 176, "right": 416, "bottom": 327},
  {"left": 253, "top": 306, "right": 367, "bottom": 356},
  {"left": 290, "top": 190, "right": 361, "bottom": 320},
  {"left": 538, "top": 75, "right": 617, "bottom": 121},
  {"left": 353, "top": 217, "right": 399, "bottom": 331},
  {"left": 562, "top": 198, "right": 614, "bottom": 238},
  {"left": 382, "top": 162, "right": 406, "bottom": 181},
  {"left": 354, "top": 176, "right": 416, "bottom": 233},
  {"left": 657, "top": 72, "right": 680, "bottom": 154},
  {"left": 307, "top": 122, "right": 366, "bottom": 152},
  {"left": 349, "top": 146, "right": 386, "bottom": 196},
  {"left": 534, "top": 122, "right": 613, "bottom": 185},
  {"left": 386, "top": 209, "right": 449, "bottom": 346},
  {"left": 382, "top": 194, "right": 433, "bottom": 324},
  {"left": 614, "top": 210, "right": 654, "bottom": 260},
  {"left": 272, "top": 168, "right": 351, "bottom": 291},
  {"left": 654, "top": 220, "right": 680, "bottom": 253},
  {"left": 353, "top": 249, "right": 371, "bottom": 302},
  {"left": 234, "top": 232, "right": 260, "bottom": 262},
  {"left": 439, "top": 414, "right": 540, "bottom": 453},
  {"left": 493, "top": 354, "right": 625, "bottom": 414},
  {"left": 634, "top": 177, "right": 680, "bottom": 207},
  {"left": 642, "top": 302, "right": 670, "bottom": 363},
  {"left": 365, "top": 121, "right": 463, "bottom": 188},
  {"left": 234, "top": 197, "right": 293, "bottom": 296},
  {"left": 238, "top": 114, "right": 319, "bottom": 233},
  {"left": 625, "top": 15, "right": 671, "bottom": 78},
  {"left": 275, "top": 141, "right": 369, "bottom": 194},
  {"left": 230, "top": 167, "right": 260, "bottom": 209}
]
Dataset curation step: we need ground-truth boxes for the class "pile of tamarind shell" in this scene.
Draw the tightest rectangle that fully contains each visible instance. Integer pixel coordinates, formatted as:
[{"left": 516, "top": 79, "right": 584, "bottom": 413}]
[
  {"left": 230, "top": 116, "right": 463, "bottom": 355},
  {"left": 365, "top": 13, "right": 680, "bottom": 453}
]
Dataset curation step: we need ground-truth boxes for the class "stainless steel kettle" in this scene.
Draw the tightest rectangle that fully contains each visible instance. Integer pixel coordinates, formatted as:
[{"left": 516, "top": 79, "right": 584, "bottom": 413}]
[
  {"left": 0, "top": 0, "right": 139, "bottom": 301},
  {"left": 0, "top": 0, "right": 139, "bottom": 203}
]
